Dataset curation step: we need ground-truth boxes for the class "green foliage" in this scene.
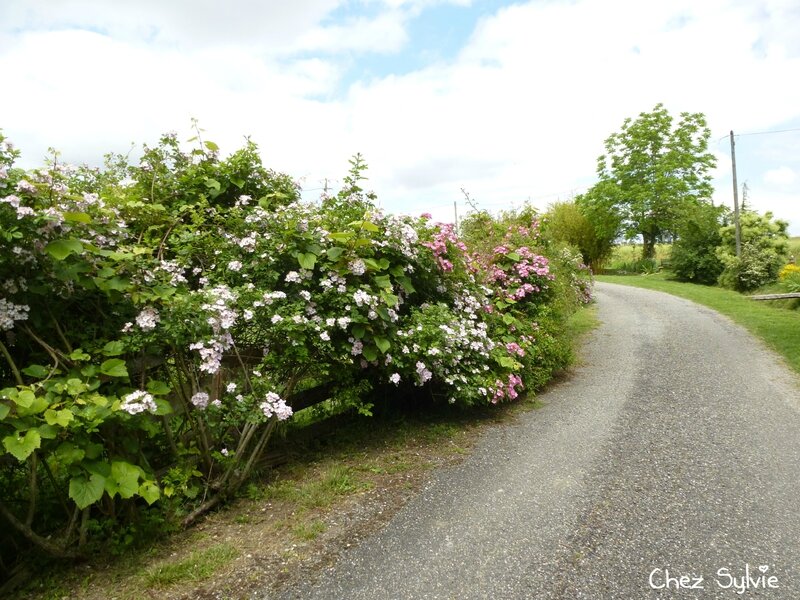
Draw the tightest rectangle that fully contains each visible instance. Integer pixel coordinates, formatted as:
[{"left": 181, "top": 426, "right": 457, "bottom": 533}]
[
  {"left": 717, "top": 211, "right": 789, "bottom": 291},
  {"left": 670, "top": 202, "right": 726, "bottom": 284},
  {"left": 588, "top": 103, "right": 716, "bottom": 258}
]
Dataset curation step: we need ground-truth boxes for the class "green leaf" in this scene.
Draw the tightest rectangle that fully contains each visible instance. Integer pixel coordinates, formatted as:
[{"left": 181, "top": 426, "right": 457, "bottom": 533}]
[
  {"left": 105, "top": 461, "right": 141, "bottom": 499},
  {"left": 297, "top": 252, "right": 317, "bottom": 270},
  {"left": 102, "top": 341, "right": 125, "bottom": 356},
  {"left": 146, "top": 380, "right": 171, "bottom": 395},
  {"left": 66, "top": 378, "right": 88, "bottom": 396},
  {"left": 0, "top": 404, "right": 9, "bottom": 420},
  {"left": 348, "top": 220, "right": 380, "bottom": 232},
  {"left": 0, "top": 388, "right": 17, "bottom": 400},
  {"left": 362, "top": 345, "right": 378, "bottom": 362},
  {"left": 397, "top": 277, "right": 416, "bottom": 294},
  {"left": 374, "top": 275, "right": 392, "bottom": 289},
  {"left": 377, "top": 258, "right": 391, "bottom": 270},
  {"left": 497, "top": 356, "right": 522, "bottom": 370},
  {"left": 204, "top": 140, "right": 219, "bottom": 152},
  {"left": 374, "top": 336, "right": 390, "bottom": 354},
  {"left": 3, "top": 430, "right": 41, "bottom": 462},
  {"left": 326, "top": 247, "right": 345, "bottom": 261},
  {"left": 45, "top": 408, "right": 74, "bottom": 427},
  {"left": 352, "top": 324, "right": 366, "bottom": 339},
  {"left": 230, "top": 176, "right": 245, "bottom": 189},
  {"left": 22, "top": 364, "right": 49, "bottom": 378},
  {"left": 506, "top": 252, "right": 521, "bottom": 262},
  {"left": 139, "top": 480, "right": 161, "bottom": 505},
  {"left": 389, "top": 265, "right": 404, "bottom": 277},
  {"left": 69, "top": 474, "right": 105, "bottom": 509},
  {"left": 62, "top": 212, "right": 92, "bottom": 224},
  {"left": 54, "top": 442, "right": 85, "bottom": 465},
  {"left": 382, "top": 293, "right": 399, "bottom": 307},
  {"left": 96, "top": 276, "right": 132, "bottom": 292},
  {"left": 45, "top": 239, "right": 84, "bottom": 260},
  {"left": 37, "top": 424, "right": 59, "bottom": 439},
  {"left": 69, "top": 349, "right": 91, "bottom": 361},
  {"left": 17, "top": 395, "right": 48, "bottom": 416},
  {"left": 154, "top": 398, "right": 174, "bottom": 415},
  {"left": 100, "top": 359, "right": 128, "bottom": 378},
  {"left": 329, "top": 232, "right": 353, "bottom": 242},
  {"left": 363, "top": 258, "right": 380, "bottom": 271},
  {"left": 14, "top": 390, "right": 35, "bottom": 408}
]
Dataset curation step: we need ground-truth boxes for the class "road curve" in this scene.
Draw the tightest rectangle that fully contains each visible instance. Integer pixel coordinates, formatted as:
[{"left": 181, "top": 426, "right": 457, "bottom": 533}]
[{"left": 273, "top": 282, "right": 800, "bottom": 599}]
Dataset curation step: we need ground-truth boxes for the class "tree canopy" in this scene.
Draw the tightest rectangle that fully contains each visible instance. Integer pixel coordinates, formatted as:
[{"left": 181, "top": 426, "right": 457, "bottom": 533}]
[{"left": 586, "top": 103, "right": 717, "bottom": 259}]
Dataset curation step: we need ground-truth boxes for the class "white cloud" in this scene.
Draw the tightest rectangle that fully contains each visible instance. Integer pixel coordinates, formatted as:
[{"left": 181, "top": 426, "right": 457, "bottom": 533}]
[{"left": 764, "top": 166, "right": 797, "bottom": 186}]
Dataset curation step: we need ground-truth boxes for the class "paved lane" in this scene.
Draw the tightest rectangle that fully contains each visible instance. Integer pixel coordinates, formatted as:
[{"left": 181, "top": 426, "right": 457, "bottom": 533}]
[{"left": 273, "top": 282, "right": 800, "bottom": 599}]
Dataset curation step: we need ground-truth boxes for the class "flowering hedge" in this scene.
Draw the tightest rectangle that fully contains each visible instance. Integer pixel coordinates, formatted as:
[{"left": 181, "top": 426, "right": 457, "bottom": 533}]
[{"left": 0, "top": 130, "right": 592, "bottom": 557}]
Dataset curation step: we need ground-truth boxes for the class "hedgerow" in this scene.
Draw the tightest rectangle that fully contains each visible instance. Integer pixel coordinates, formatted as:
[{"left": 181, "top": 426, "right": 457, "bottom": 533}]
[{"left": 0, "top": 129, "right": 591, "bottom": 560}]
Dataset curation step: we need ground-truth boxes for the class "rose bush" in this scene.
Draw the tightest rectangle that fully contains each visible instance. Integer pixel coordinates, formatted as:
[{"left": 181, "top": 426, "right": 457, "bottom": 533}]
[{"left": 0, "top": 130, "right": 592, "bottom": 558}]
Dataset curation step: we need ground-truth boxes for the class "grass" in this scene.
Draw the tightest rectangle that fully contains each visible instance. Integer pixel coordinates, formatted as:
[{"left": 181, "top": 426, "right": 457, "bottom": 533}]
[
  {"left": 596, "top": 272, "right": 800, "bottom": 375},
  {"left": 790, "top": 236, "right": 800, "bottom": 258},
  {"left": 605, "top": 243, "right": 671, "bottom": 272},
  {"left": 141, "top": 543, "right": 239, "bottom": 588}
]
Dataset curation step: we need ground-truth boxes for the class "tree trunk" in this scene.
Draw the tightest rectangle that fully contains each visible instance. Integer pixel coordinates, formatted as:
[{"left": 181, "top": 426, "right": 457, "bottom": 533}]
[{"left": 642, "top": 233, "right": 656, "bottom": 260}]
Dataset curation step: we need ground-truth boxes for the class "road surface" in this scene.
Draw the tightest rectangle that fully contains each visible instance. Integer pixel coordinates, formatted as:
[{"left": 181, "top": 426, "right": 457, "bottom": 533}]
[{"left": 274, "top": 282, "right": 800, "bottom": 599}]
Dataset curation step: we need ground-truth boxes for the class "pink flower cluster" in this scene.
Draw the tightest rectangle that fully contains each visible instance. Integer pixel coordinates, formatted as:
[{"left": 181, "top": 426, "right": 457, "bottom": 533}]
[
  {"left": 489, "top": 374, "right": 524, "bottom": 404},
  {"left": 422, "top": 223, "right": 467, "bottom": 272},
  {"left": 487, "top": 245, "right": 554, "bottom": 302}
]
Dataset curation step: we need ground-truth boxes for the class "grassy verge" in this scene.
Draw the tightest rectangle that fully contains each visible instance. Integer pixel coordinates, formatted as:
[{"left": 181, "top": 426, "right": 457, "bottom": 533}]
[{"left": 596, "top": 273, "right": 800, "bottom": 375}]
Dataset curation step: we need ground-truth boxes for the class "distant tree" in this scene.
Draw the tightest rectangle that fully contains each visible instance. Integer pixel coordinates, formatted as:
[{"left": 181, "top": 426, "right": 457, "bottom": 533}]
[
  {"left": 590, "top": 103, "right": 717, "bottom": 259},
  {"left": 547, "top": 196, "right": 619, "bottom": 272}
]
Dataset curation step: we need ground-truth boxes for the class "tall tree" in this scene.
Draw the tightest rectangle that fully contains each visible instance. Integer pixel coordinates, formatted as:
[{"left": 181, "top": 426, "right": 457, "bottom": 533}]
[{"left": 593, "top": 103, "right": 716, "bottom": 259}]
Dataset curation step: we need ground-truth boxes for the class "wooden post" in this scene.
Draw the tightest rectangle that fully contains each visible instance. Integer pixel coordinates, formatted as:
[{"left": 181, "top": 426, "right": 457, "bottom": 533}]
[{"left": 730, "top": 131, "right": 742, "bottom": 257}]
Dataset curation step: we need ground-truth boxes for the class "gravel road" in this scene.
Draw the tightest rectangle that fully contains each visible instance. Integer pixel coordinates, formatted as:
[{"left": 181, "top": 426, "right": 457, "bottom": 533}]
[{"left": 274, "top": 282, "right": 800, "bottom": 599}]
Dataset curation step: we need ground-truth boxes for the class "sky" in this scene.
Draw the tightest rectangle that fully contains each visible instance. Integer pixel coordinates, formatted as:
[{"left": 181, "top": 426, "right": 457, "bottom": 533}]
[{"left": 1, "top": 0, "right": 799, "bottom": 234}]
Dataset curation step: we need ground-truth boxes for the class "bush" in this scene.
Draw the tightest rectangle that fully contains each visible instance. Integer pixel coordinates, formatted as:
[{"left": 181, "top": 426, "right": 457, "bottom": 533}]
[
  {"left": 717, "top": 211, "right": 789, "bottom": 291},
  {"left": 670, "top": 203, "right": 725, "bottom": 284},
  {"left": 778, "top": 263, "right": 800, "bottom": 292},
  {"left": 0, "top": 129, "right": 592, "bottom": 562}
]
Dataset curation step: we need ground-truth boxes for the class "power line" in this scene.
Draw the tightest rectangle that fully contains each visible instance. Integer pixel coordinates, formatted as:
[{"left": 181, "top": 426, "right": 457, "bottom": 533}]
[
  {"left": 718, "top": 126, "right": 800, "bottom": 142},
  {"left": 736, "top": 127, "right": 800, "bottom": 137}
]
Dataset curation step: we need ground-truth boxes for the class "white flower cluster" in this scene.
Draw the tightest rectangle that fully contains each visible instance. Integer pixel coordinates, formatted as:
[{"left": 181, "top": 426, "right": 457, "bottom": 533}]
[
  {"left": 120, "top": 390, "right": 157, "bottom": 415},
  {"left": 189, "top": 285, "right": 238, "bottom": 374},
  {"left": 348, "top": 259, "right": 366, "bottom": 276},
  {"left": 191, "top": 391, "right": 210, "bottom": 409},
  {"left": 155, "top": 260, "right": 187, "bottom": 286},
  {"left": 1, "top": 194, "right": 34, "bottom": 219},
  {"left": 259, "top": 391, "right": 293, "bottom": 420},
  {"left": 135, "top": 307, "right": 160, "bottom": 331},
  {"left": 353, "top": 289, "right": 376, "bottom": 307},
  {"left": 0, "top": 298, "right": 29, "bottom": 330}
]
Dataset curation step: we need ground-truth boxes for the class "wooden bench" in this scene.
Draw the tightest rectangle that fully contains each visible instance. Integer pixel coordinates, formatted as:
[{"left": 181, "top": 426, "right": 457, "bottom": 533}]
[{"left": 749, "top": 293, "right": 800, "bottom": 300}]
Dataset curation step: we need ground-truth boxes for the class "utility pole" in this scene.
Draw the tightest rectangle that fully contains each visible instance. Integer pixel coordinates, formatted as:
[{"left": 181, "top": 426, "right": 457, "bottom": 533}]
[
  {"left": 730, "top": 131, "right": 742, "bottom": 257},
  {"left": 453, "top": 200, "right": 459, "bottom": 231}
]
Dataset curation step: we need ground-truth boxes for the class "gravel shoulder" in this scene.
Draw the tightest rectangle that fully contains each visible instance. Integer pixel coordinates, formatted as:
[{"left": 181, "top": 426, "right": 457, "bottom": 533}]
[{"left": 275, "top": 282, "right": 800, "bottom": 599}]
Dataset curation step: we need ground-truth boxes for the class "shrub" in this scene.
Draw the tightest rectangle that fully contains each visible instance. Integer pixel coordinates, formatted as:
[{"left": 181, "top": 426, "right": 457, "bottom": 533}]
[
  {"left": 670, "top": 203, "right": 725, "bottom": 284},
  {"left": 717, "top": 211, "right": 789, "bottom": 291},
  {"left": 0, "top": 129, "right": 592, "bottom": 561},
  {"left": 779, "top": 263, "right": 800, "bottom": 292}
]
